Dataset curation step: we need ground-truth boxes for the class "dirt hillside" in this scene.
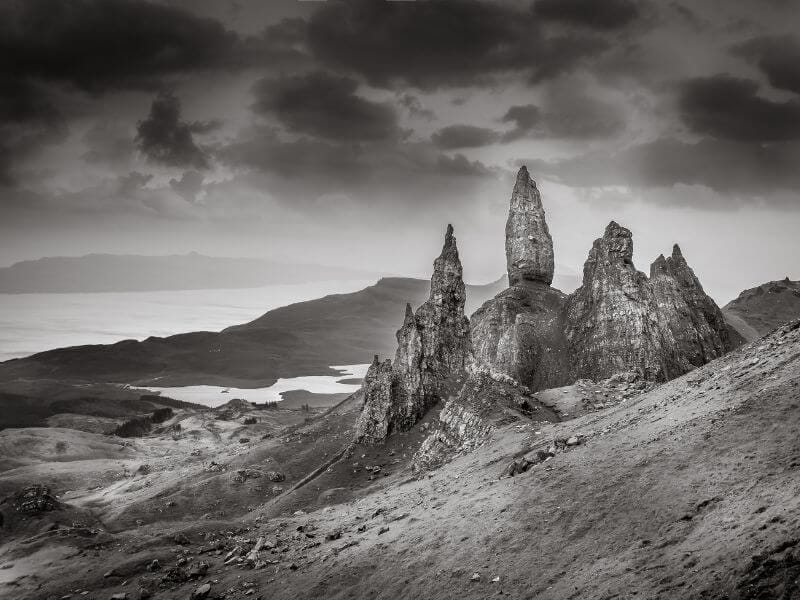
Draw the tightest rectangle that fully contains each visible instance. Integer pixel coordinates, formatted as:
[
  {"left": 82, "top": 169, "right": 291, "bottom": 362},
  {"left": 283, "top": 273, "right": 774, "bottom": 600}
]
[{"left": 1, "top": 321, "right": 799, "bottom": 600}]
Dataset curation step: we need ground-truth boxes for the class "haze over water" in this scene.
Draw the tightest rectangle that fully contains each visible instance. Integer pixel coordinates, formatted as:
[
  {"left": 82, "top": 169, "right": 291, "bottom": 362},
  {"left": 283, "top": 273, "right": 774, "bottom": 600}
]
[{"left": 0, "top": 281, "right": 374, "bottom": 362}]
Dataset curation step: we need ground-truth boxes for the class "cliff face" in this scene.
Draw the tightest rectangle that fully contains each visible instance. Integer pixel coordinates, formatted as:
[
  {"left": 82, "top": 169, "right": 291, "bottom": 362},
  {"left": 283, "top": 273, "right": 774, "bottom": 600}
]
[
  {"left": 565, "top": 223, "right": 737, "bottom": 381},
  {"left": 472, "top": 166, "right": 569, "bottom": 389},
  {"left": 354, "top": 225, "right": 471, "bottom": 443},
  {"left": 470, "top": 282, "right": 571, "bottom": 390},
  {"left": 564, "top": 222, "right": 665, "bottom": 380},
  {"left": 505, "top": 166, "right": 554, "bottom": 287}
]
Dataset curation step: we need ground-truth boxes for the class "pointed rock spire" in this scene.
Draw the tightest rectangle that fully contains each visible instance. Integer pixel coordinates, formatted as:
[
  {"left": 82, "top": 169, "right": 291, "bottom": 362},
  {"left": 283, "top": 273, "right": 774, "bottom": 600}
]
[
  {"left": 429, "top": 223, "right": 466, "bottom": 314},
  {"left": 505, "top": 166, "right": 554, "bottom": 286},
  {"left": 355, "top": 224, "right": 472, "bottom": 444}
]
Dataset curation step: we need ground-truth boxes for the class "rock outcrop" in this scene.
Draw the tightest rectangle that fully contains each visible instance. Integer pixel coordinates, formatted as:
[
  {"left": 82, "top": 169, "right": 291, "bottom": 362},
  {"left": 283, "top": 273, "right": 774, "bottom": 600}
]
[
  {"left": 412, "top": 368, "right": 559, "bottom": 471},
  {"left": 565, "top": 223, "right": 737, "bottom": 381},
  {"left": 354, "top": 225, "right": 471, "bottom": 444},
  {"left": 352, "top": 356, "right": 394, "bottom": 444},
  {"left": 470, "top": 283, "right": 571, "bottom": 390},
  {"left": 505, "top": 166, "right": 554, "bottom": 286},
  {"left": 366, "top": 166, "right": 741, "bottom": 457}
]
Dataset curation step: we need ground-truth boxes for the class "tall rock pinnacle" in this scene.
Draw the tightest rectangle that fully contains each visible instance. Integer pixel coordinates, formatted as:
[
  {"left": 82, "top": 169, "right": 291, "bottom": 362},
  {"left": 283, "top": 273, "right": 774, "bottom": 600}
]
[
  {"left": 354, "top": 225, "right": 471, "bottom": 444},
  {"left": 505, "top": 166, "right": 554, "bottom": 286}
]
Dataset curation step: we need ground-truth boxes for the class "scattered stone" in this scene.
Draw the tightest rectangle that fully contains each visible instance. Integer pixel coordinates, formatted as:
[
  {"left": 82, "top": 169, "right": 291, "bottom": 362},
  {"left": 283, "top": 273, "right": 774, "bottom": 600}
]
[
  {"left": 566, "top": 436, "right": 580, "bottom": 447},
  {"left": 470, "top": 572, "right": 481, "bottom": 582},
  {"left": 12, "top": 485, "right": 62, "bottom": 513},
  {"left": 191, "top": 583, "right": 211, "bottom": 599}
]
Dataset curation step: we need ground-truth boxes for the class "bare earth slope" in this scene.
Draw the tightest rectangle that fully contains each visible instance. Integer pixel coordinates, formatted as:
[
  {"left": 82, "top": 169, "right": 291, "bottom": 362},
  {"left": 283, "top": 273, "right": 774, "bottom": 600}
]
[
  {"left": 2, "top": 320, "right": 799, "bottom": 599},
  {"left": 723, "top": 277, "right": 800, "bottom": 341}
]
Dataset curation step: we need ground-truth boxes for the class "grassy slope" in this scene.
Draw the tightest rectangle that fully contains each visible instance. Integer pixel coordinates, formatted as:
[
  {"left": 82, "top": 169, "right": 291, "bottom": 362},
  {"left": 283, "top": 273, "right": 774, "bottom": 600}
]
[
  {"left": 723, "top": 278, "right": 800, "bottom": 341},
  {"left": 5, "top": 321, "right": 800, "bottom": 599}
]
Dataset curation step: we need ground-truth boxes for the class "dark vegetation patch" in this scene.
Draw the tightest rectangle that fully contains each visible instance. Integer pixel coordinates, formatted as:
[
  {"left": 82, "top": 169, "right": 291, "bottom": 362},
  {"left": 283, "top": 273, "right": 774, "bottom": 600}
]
[{"left": 112, "top": 407, "right": 175, "bottom": 438}]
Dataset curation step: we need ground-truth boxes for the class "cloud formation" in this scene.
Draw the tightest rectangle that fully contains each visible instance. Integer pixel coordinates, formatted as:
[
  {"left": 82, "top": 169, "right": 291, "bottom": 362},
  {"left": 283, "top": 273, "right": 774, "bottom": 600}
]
[
  {"left": 306, "top": 0, "right": 608, "bottom": 89},
  {"left": 678, "top": 74, "right": 800, "bottom": 141},
  {"left": 735, "top": 35, "right": 800, "bottom": 95},
  {"left": 251, "top": 72, "right": 402, "bottom": 141},
  {"left": 135, "top": 92, "right": 213, "bottom": 170},
  {"left": 526, "top": 137, "right": 800, "bottom": 197},
  {"left": 0, "top": 0, "right": 238, "bottom": 93},
  {"left": 533, "top": 0, "right": 640, "bottom": 30},
  {"left": 432, "top": 125, "right": 499, "bottom": 149}
]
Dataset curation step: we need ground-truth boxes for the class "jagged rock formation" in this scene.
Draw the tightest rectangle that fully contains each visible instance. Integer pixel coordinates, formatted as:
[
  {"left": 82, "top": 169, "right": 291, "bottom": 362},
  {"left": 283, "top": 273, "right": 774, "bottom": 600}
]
[
  {"left": 352, "top": 356, "right": 394, "bottom": 444},
  {"left": 472, "top": 166, "right": 569, "bottom": 389},
  {"left": 367, "top": 166, "right": 740, "bottom": 455},
  {"left": 412, "top": 368, "right": 559, "bottom": 471},
  {"left": 354, "top": 225, "right": 471, "bottom": 444},
  {"left": 414, "top": 167, "right": 741, "bottom": 469},
  {"left": 505, "top": 166, "right": 554, "bottom": 286},
  {"left": 565, "top": 223, "right": 737, "bottom": 381}
]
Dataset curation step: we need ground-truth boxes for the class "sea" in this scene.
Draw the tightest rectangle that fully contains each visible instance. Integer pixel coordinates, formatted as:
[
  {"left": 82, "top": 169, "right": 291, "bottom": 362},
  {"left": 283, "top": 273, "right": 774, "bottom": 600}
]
[
  {"left": 0, "top": 281, "right": 375, "bottom": 406},
  {"left": 0, "top": 281, "right": 374, "bottom": 362}
]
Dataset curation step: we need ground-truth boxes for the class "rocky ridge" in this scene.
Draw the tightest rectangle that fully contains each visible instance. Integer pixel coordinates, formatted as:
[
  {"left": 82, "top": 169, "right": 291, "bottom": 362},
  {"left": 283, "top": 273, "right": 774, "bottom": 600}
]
[
  {"left": 565, "top": 222, "right": 739, "bottom": 382},
  {"left": 357, "top": 166, "right": 740, "bottom": 469},
  {"left": 412, "top": 167, "right": 740, "bottom": 466},
  {"left": 354, "top": 225, "right": 471, "bottom": 443}
]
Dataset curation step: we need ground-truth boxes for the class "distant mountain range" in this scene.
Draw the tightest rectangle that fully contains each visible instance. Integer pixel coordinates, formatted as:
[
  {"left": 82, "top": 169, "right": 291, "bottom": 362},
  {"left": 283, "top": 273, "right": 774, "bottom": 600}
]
[{"left": 0, "top": 253, "right": 383, "bottom": 293}]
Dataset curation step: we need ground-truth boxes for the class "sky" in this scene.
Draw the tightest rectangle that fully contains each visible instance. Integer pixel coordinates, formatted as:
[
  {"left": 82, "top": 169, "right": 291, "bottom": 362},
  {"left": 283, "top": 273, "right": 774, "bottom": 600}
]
[{"left": 1, "top": 0, "right": 799, "bottom": 304}]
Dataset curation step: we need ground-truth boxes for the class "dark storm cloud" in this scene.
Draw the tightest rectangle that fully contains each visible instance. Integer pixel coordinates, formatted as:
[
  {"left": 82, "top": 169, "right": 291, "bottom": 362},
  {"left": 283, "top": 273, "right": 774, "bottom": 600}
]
[
  {"left": 251, "top": 72, "right": 402, "bottom": 142},
  {"left": 502, "top": 105, "right": 543, "bottom": 134},
  {"left": 0, "top": 0, "right": 238, "bottom": 92},
  {"left": 136, "top": 92, "right": 213, "bottom": 170},
  {"left": 306, "top": 0, "right": 608, "bottom": 90},
  {"left": 501, "top": 93, "right": 625, "bottom": 141},
  {"left": 533, "top": 0, "right": 640, "bottom": 30},
  {"left": 220, "top": 127, "right": 494, "bottom": 203},
  {"left": 735, "top": 35, "right": 800, "bottom": 95},
  {"left": 526, "top": 137, "right": 800, "bottom": 198},
  {"left": 678, "top": 75, "right": 800, "bottom": 141},
  {"left": 0, "top": 78, "right": 67, "bottom": 185},
  {"left": 432, "top": 125, "right": 500, "bottom": 149}
]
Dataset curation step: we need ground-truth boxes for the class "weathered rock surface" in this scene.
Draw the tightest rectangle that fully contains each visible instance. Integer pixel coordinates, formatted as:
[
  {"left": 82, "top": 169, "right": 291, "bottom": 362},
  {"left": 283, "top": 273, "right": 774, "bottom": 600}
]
[
  {"left": 470, "top": 281, "right": 571, "bottom": 391},
  {"left": 354, "top": 225, "right": 471, "bottom": 443},
  {"left": 505, "top": 166, "right": 554, "bottom": 286},
  {"left": 413, "top": 368, "right": 559, "bottom": 471},
  {"left": 565, "top": 222, "right": 738, "bottom": 381},
  {"left": 352, "top": 356, "right": 393, "bottom": 444},
  {"left": 417, "top": 169, "right": 742, "bottom": 469}
]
